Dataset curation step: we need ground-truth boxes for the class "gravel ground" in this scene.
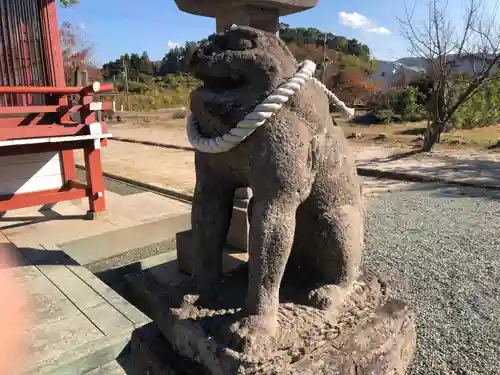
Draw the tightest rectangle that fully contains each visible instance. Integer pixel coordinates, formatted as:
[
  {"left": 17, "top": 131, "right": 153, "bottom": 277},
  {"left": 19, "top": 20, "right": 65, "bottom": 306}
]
[{"left": 363, "top": 185, "right": 500, "bottom": 375}]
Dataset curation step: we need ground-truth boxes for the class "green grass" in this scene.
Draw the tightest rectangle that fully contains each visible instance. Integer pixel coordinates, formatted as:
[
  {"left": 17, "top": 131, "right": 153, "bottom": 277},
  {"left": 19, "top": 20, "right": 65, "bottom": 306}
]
[
  {"left": 340, "top": 118, "right": 500, "bottom": 148},
  {"left": 102, "top": 87, "right": 191, "bottom": 112}
]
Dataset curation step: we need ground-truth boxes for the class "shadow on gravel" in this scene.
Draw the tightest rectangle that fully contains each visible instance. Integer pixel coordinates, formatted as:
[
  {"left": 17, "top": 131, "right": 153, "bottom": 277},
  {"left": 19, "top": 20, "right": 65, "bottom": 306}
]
[
  {"left": 406, "top": 183, "right": 500, "bottom": 200},
  {"left": 360, "top": 151, "right": 500, "bottom": 191}
]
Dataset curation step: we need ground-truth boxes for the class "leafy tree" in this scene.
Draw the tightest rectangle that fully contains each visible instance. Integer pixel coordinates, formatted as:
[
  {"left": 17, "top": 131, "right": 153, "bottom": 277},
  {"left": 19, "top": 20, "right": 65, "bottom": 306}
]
[
  {"left": 59, "top": 0, "right": 78, "bottom": 7},
  {"left": 287, "top": 42, "right": 377, "bottom": 105},
  {"left": 400, "top": 0, "right": 500, "bottom": 151},
  {"left": 100, "top": 24, "right": 376, "bottom": 105},
  {"left": 453, "top": 80, "right": 500, "bottom": 128},
  {"left": 279, "top": 23, "right": 370, "bottom": 59},
  {"left": 59, "top": 21, "right": 101, "bottom": 84},
  {"left": 330, "top": 67, "right": 377, "bottom": 106}
]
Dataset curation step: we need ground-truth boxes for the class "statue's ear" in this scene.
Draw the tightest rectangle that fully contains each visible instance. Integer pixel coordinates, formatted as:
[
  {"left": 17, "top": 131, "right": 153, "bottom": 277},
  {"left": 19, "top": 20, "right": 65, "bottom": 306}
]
[
  {"left": 277, "top": 37, "right": 295, "bottom": 60},
  {"left": 184, "top": 43, "right": 201, "bottom": 70}
]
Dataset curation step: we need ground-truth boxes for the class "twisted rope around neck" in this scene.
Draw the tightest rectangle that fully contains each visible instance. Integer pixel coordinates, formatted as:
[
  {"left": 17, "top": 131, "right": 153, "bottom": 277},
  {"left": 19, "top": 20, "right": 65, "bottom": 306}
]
[{"left": 187, "top": 59, "right": 355, "bottom": 154}]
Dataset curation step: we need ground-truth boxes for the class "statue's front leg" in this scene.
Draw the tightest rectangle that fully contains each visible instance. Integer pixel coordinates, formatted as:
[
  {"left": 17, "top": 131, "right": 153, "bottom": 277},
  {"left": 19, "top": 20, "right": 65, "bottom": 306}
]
[
  {"left": 230, "top": 192, "right": 300, "bottom": 354},
  {"left": 191, "top": 170, "right": 235, "bottom": 298}
]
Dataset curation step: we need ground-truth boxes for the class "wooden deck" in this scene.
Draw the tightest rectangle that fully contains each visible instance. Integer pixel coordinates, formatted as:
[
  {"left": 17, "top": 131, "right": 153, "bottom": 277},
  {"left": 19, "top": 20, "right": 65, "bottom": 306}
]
[{"left": 1, "top": 233, "right": 150, "bottom": 374}]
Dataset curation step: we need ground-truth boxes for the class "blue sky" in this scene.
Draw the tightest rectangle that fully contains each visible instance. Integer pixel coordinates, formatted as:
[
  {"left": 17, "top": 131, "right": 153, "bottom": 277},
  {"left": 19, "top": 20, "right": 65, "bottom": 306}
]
[{"left": 56, "top": 0, "right": 457, "bottom": 65}]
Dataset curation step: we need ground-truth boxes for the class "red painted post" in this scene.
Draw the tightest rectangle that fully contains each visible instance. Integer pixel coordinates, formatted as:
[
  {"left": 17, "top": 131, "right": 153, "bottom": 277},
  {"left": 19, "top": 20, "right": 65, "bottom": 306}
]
[
  {"left": 84, "top": 146, "right": 106, "bottom": 214},
  {"left": 82, "top": 94, "right": 107, "bottom": 216},
  {"left": 61, "top": 150, "right": 77, "bottom": 182},
  {"left": 41, "top": 0, "right": 79, "bottom": 194},
  {"left": 40, "top": 0, "right": 66, "bottom": 88},
  {"left": 21, "top": 23, "right": 32, "bottom": 106}
]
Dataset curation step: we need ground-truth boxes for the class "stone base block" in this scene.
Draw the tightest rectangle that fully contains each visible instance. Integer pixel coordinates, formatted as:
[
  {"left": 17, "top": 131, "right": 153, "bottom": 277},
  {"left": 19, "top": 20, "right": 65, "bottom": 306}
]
[
  {"left": 85, "top": 209, "right": 109, "bottom": 221},
  {"left": 175, "top": 230, "right": 194, "bottom": 274},
  {"left": 130, "top": 323, "right": 205, "bottom": 375},
  {"left": 226, "top": 206, "right": 249, "bottom": 251},
  {"left": 178, "top": 198, "right": 250, "bottom": 257},
  {"left": 234, "top": 187, "right": 253, "bottom": 200},
  {"left": 128, "top": 266, "right": 416, "bottom": 375},
  {"left": 176, "top": 230, "right": 248, "bottom": 275}
]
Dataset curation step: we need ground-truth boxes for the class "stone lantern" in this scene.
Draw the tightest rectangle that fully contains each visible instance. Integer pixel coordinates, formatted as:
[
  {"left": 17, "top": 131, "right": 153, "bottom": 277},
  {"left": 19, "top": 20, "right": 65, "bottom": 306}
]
[{"left": 173, "top": 0, "right": 319, "bottom": 33}]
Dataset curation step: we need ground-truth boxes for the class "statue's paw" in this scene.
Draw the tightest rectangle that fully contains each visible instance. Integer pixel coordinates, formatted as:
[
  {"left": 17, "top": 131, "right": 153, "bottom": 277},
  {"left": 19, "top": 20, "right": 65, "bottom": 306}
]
[
  {"left": 194, "top": 277, "right": 222, "bottom": 307},
  {"left": 228, "top": 314, "right": 277, "bottom": 357},
  {"left": 307, "top": 284, "right": 350, "bottom": 310}
]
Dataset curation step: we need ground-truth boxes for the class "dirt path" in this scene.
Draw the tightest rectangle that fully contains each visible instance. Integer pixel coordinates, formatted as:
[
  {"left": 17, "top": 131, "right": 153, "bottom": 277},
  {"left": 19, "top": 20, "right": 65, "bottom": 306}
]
[
  {"left": 79, "top": 122, "right": 405, "bottom": 196},
  {"left": 108, "top": 119, "right": 192, "bottom": 148},
  {"left": 75, "top": 141, "right": 196, "bottom": 194},
  {"left": 95, "top": 119, "right": 500, "bottom": 197},
  {"left": 76, "top": 140, "right": 405, "bottom": 196}
]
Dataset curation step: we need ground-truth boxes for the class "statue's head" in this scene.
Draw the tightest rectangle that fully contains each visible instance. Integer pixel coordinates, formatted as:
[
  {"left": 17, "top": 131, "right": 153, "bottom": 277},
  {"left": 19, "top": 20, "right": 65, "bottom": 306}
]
[{"left": 186, "top": 26, "right": 298, "bottom": 120}]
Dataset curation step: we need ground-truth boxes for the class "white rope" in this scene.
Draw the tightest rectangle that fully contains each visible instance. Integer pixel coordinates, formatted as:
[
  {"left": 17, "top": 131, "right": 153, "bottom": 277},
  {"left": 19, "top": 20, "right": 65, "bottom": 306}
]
[{"left": 187, "top": 59, "right": 355, "bottom": 154}]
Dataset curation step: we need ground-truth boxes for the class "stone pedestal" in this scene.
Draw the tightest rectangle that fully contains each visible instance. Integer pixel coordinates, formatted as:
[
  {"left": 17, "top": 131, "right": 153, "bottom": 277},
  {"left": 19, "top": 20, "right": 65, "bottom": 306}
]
[
  {"left": 215, "top": 5, "right": 280, "bottom": 33},
  {"left": 177, "top": 188, "right": 251, "bottom": 275},
  {"left": 176, "top": 229, "right": 249, "bottom": 275},
  {"left": 174, "top": 0, "right": 319, "bottom": 34},
  {"left": 127, "top": 264, "right": 416, "bottom": 375}
]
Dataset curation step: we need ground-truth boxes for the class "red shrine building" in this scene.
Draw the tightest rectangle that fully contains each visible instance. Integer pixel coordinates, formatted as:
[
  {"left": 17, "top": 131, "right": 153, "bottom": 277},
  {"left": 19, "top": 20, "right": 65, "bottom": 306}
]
[{"left": 0, "top": 0, "right": 112, "bottom": 217}]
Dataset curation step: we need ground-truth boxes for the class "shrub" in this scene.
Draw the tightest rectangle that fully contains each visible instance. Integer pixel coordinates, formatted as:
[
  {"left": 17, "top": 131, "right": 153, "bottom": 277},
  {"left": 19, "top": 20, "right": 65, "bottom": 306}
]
[
  {"left": 373, "top": 108, "right": 399, "bottom": 123},
  {"left": 110, "top": 87, "right": 192, "bottom": 111},
  {"left": 171, "top": 108, "right": 188, "bottom": 119},
  {"left": 399, "top": 86, "right": 424, "bottom": 121},
  {"left": 452, "top": 80, "right": 500, "bottom": 129}
]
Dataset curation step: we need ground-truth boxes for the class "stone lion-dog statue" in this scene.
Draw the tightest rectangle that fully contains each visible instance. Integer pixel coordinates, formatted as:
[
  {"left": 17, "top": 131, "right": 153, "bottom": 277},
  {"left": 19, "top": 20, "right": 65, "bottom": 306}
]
[{"left": 186, "top": 26, "right": 364, "bottom": 349}]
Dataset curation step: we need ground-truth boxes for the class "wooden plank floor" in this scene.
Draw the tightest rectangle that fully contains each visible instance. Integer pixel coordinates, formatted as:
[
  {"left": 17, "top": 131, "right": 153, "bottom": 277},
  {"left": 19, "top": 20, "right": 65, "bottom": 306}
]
[{"left": 0, "top": 233, "right": 150, "bottom": 375}]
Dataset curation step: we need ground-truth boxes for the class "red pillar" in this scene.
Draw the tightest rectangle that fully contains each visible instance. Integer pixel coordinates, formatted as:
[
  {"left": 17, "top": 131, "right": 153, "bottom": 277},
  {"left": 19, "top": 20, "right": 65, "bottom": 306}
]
[
  {"left": 82, "top": 95, "right": 107, "bottom": 216},
  {"left": 41, "top": 0, "right": 77, "bottom": 184},
  {"left": 40, "top": 0, "right": 65, "bottom": 88}
]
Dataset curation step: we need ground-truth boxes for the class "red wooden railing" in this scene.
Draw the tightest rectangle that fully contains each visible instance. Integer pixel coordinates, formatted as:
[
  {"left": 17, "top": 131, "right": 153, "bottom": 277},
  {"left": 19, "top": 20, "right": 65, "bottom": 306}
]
[
  {"left": 0, "top": 82, "right": 113, "bottom": 141},
  {"left": 0, "top": 82, "right": 113, "bottom": 214}
]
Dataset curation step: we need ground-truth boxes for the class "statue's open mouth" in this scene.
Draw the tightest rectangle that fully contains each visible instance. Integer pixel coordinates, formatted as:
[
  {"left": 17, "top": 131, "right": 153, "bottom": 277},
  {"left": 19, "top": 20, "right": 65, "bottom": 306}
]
[
  {"left": 188, "top": 27, "right": 266, "bottom": 95},
  {"left": 196, "top": 70, "right": 247, "bottom": 92}
]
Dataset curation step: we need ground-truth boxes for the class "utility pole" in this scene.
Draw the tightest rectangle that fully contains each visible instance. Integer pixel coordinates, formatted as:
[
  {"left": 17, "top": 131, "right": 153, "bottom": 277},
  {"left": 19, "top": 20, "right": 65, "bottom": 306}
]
[
  {"left": 322, "top": 33, "right": 328, "bottom": 84},
  {"left": 122, "top": 61, "right": 130, "bottom": 111}
]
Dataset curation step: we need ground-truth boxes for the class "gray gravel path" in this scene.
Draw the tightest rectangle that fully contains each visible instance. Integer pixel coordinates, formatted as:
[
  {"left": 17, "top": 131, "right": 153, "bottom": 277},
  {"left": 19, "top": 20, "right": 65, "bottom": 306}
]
[{"left": 364, "top": 185, "right": 500, "bottom": 375}]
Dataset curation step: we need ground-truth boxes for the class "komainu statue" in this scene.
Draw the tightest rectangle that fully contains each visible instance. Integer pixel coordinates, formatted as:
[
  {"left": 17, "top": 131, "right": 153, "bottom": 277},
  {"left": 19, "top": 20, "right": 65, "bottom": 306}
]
[
  {"left": 130, "top": 26, "right": 416, "bottom": 375},
  {"left": 188, "top": 25, "right": 364, "bottom": 344}
]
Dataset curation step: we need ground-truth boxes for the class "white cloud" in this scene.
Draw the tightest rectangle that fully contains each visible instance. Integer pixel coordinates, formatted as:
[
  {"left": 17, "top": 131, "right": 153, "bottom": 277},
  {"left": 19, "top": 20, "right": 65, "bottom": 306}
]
[
  {"left": 368, "top": 27, "right": 391, "bottom": 35},
  {"left": 339, "top": 12, "right": 370, "bottom": 29},
  {"left": 167, "top": 41, "right": 181, "bottom": 49},
  {"left": 339, "top": 11, "right": 391, "bottom": 35}
]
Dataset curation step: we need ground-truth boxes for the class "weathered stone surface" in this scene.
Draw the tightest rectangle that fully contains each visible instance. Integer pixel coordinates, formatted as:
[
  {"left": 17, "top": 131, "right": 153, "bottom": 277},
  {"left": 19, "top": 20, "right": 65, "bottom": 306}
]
[
  {"left": 226, "top": 206, "right": 250, "bottom": 251},
  {"left": 174, "top": 0, "right": 318, "bottom": 18},
  {"left": 234, "top": 188, "right": 253, "bottom": 200},
  {"left": 188, "top": 26, "right": 365, "bottom": 351},
  {"left": 176, "top": 230, "right": 248, "bottom": 275},
  {"left": 233, "top": 198, "right": 250, "bottom": 210},
  {"left": 130, "top": 323, "right": 206, "bottom": 375},
  {"left": 127, "top": 264, "right": 416, "bottom": 375},
  {"left": 176, "top": 230, "right": 194, "bottom": 274}
]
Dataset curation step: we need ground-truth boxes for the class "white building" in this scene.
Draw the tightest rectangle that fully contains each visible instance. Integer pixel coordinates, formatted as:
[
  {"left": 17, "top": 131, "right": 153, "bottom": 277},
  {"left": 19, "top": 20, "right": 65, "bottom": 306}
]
[
  {"left": 370, "top": 60, "right": 426, "bottom": 91},
  {"left": 372, "top": 55, "right": 499, "bottom": 91}
]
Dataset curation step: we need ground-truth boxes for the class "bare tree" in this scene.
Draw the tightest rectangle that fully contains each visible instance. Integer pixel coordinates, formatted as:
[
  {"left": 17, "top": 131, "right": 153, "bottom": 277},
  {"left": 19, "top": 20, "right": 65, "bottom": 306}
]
[{"left": 400, "top": 0, "right": 500, "bottom": 151}]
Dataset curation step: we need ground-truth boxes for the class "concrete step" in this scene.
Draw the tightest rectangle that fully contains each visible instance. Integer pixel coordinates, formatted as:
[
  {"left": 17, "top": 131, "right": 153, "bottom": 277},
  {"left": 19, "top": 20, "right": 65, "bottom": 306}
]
[
  {"left": 84, "top": 356, "right": 134, "bottom": 375},
  {"left": 123, "top": 249, "right": 248, "bottom": 322},
  {"left": 59, "top": 213, "right": 191, "bottom": 266},
  {"left": 10, "top": 244, "right": 151, "bottom": 375},
  {"left": 93, "top": 246, "right": 178, "bottom": 288}
]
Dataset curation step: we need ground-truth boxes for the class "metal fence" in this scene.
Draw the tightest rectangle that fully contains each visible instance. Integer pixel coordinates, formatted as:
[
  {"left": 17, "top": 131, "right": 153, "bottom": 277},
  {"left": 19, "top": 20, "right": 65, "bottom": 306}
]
[{"left": 0, "top": 0, "right": 49, "bottom": 106}]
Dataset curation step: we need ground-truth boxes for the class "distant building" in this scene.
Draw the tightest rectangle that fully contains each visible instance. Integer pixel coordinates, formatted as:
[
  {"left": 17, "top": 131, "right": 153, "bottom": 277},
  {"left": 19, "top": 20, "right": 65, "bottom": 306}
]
[
  {"left": 370, "top": 60, "right": 426, "bottom": 91},
  {"left": 372, "top": 55, "right": 500, "bottom": 92}
]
